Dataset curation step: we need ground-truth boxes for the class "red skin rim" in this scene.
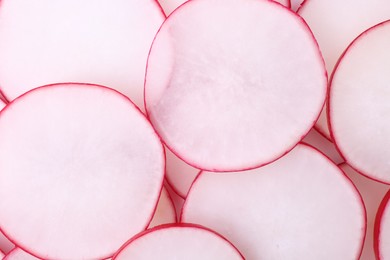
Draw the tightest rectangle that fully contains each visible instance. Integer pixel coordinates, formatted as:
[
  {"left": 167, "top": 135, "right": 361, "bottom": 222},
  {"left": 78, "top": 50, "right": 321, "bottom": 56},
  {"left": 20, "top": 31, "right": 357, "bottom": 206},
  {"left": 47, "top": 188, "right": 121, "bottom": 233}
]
[
  {"left": 327, "top": 19, "right": 390, "bottom": 185},
  {"left": 161, "top": 184, "right": 179, "bottom": 224},
  {"left": 112, "top": 223, "right": 245, "bottom": 259},
  {"left": 0, "top": 82, "right": 166, "bottom": 260},
  {"left": 374, "top": 189, "right": 390, "bottom": 260},
  {"left": 181, "top": 143, "right": 366, "bottom": 260},
  {"left": 3, "top": 247, "right": 42, "bottom": 260},
  {"left": 144, "top": 0, "right": 328, "bottom": 173}
]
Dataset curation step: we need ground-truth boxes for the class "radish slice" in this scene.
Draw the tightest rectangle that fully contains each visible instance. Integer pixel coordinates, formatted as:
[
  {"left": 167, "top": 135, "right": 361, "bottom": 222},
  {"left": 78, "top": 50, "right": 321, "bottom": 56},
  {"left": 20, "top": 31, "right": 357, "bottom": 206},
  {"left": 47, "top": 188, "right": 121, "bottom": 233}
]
[
  {"left": 4, "top": 248, "right": 39, "bottom": 260},
  {"left": 0, "top": 250, "right": 4, "bottom": 259},
  {"left": 113, "top": 224, "right": 244, "bottom": 260},
  {"left": 182, "top": 144, "right": 365, "bottom": 259},
  {"left": 298, "top": 0, "right": 390, "bottom": 139},
  {"left": 290, "top": 0, "right": 304, "bottom": 11},
  {"left": 302, "top": 129, "right": 343, "bottom": 164},
  {"left": 341, "top": 164, "right": 389, "bottom": 260},
  {"left": 158, "top": 0, "right": 290, "bottom": 15},
  {"left": 0, "top": 232, "right": 13, "bottom": 255},
  {"left": 0, "top": 83, "right": 165, "bottom": 259},
  {"left": 164, "top": 181, "right": 185, "bottom": 220},
  {"left": 145, "top": 0, "right": 326, "bottom": 171},
  {"left": 329, "top": 21, "right": 390, "bottom": 184},
  {"left": 165, "top": 149, "right": 200, "bottom": 198},
  {"left": 0, "top": 99, "right": 6, "bottom": 111},
  {"left": 0, "top": 0, "right": 164, "bottom": 110},
  {"left": 149, "top": 187, "right": 177, "bottom": 228},
  {"left": 375, "top": 190, "right": 390, "bottom": 259}
]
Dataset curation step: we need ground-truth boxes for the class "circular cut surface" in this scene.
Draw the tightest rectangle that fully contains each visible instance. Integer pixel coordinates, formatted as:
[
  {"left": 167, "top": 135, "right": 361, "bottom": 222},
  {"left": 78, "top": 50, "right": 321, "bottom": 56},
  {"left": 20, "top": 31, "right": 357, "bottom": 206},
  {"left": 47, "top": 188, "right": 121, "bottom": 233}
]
[
  {"left": 298, "top": 0, "right": 390, "bottom": 139},
  {"left": 0, "top": 84, "right": 164, "bottom": 259},
  {"left": 375, "top": 191, "right": 390, "bottom": 259},
  {"left": 329, "top": 21, "right": 390, "bottom": 183},
  {"left": 145, "top": 0, "right": 326, "bottom": 171},
  {"left": 113, "top": 224, "right": 243, "bottom": 260},
  {"left": 182, "top": 144, "right": 365, "bottom": 259},
  {"left": 0, "top": 0, "right": 164, "bottom": 109}
]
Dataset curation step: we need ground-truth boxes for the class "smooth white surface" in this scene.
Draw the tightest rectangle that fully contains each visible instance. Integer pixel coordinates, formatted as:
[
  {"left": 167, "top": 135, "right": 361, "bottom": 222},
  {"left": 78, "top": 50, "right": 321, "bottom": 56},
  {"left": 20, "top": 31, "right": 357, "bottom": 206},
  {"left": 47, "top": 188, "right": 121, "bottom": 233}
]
[
  {"left": 330, "top": 21, "right": 390, "bottom": 183},
  {"left": 0, "top": 84, "right": 165, "bottom": 259},
  {"left": 146, "top": 0, "right": 326, "bottom": 171},
  {"left": 149, "top": 187, "right": 176, "bottom": 228},
  {"left": 182, "top": 144, "right": 365, "bottom": 259},
  {"left": 0, "top": 0, "right": 164, "bottom": 110}
]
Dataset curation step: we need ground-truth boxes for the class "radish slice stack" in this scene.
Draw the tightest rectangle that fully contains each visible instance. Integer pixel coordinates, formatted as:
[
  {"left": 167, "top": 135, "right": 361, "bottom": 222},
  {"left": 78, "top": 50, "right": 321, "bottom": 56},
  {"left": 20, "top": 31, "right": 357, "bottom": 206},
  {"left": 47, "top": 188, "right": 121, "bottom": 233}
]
[
  {"left": 0, "top": 84, "right": 165, "bottom": 259},
  {"left": 145, "top": 0, "right": 326, "bottom": 171},
  {"left": 182, "top": 144, "right": 365, "bottom": 259},
  {"left": 113, "top": 224, "right": 244, "bottom": 260}
]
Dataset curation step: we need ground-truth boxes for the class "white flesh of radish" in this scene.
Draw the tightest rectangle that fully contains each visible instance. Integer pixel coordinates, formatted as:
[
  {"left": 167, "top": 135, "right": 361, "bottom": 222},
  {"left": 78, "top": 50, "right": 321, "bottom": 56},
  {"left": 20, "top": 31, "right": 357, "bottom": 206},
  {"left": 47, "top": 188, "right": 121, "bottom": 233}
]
[
  {"left": 149, "top": 187, "right": 177, "bottom": 228},
  {"left": 0, "top": 84, "right": 165, "bottom": 259},
  {"left": 182, "top": 144, "right": 365, "bottom": 259},
  {"left": 329, "top": 21, "right": 390, "bottom": 183},
  {"left": 341, "top": 164, "right": 389, "bottom": 260},
  {"left": 0, "top": 0, "right": 164, "bottom": 110},
  {"left": 4, "top": 248, "right": 39, "bottom": 260},
  {"left": 145, "top": 0, "right": 326, "bottom": 171},
  {"left": 298, "top": 0, "right": 390, "bottom": 139},
  {"left": 113, "top": 224, "right": 243, "bottom": 260}
]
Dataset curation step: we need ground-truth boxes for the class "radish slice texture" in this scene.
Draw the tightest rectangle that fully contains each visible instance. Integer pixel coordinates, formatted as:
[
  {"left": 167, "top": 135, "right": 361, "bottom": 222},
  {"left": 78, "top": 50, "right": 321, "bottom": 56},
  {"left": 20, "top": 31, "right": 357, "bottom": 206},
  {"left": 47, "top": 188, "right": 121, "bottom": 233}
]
[
  {"left": 4, "top": 248, "right": 39, "bottom": 260},
  {"left": 113, "top": 224, "right": 244, "bottom": 260},
  {"left": 149, "top": 187, "right": 177, "bottom": 228},
  {"left": 298, "top": 0, "right": 390, "bottom": 139},
  {"left": 341, "top": 164, "right": 389, "bottom": 260},
  {"left": 329, "top": 21, "right": 390, "bottom": 183},
  {"left": 375, "top": 190, "right": 390, "bottom": 259},
  {"left": 182, "top": 144, "right": 365, "bottom": 259},
  {"left": 145, "top": 0, "right": 326, "bottom": 171},
  {"left": 0, "top": 84, "right": 165, "bottom": 259},
  {"left": 0, "top": 0, "right": 164, "bottom": 109}
]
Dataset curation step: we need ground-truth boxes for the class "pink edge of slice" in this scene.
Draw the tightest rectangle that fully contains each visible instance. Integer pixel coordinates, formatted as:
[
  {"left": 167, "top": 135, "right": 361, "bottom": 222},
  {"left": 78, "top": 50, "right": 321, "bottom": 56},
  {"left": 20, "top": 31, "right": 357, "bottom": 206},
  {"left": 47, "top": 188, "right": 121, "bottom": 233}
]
[
  {"left": 181, "top": 144, "right": 365, "bottom": 259},
  {"left": 298, "top": 0, "right": 390, "bottom": 140},
  {"left": 4, "top": 248, "right": 40, "bottom": 260},
  {"left": 145, "top": 0, "right": 326, "bottom": 172},
  {"left": 374, "top": 190, "right": 390, "bottom": 260},
  {"left": 0, "top": 83, "right": 165, "bottom": 260},
  {"left": 340, "top": 164, "right": 389, "bottom": 260},
  {"left": 148, "top": 187, "right": 177, "bottom": 228},
  {"left": 164, "top": 181, "right": 186, "bottom": 220},
  {"left": 112, "top": 224, "right": 244, "bottom": 260},
  {"left": 0, "top": 0, "right": 165, "bottom": 111},
  {"left": 329, "top": 20, "right": 390, "bottom": 184},
  {"left": 0, "top": 231, "right": 14, "bottom": 255}
]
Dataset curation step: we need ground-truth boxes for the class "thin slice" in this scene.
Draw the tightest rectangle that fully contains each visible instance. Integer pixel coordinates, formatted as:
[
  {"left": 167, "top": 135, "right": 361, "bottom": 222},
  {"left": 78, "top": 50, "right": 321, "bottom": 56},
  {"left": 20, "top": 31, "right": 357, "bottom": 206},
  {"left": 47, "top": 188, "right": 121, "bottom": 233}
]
[
  {"left": 375, "top": 190, "right": 390, "bottom": 259},
  {"left": 0, "top": 83, "right": 165, "bottom": 259},
  {"left": 182, "top": 144, "right": 365, "bottom": 259},
  {"left": 149, "top": 187, "right": 177, "bottom": 228},
  {"left": 329, "top": 20, "right": 390, "bottom": 183},
  {"left": 113, "top": 224, "right": 244, "bottom": 260},
  {"left": 165, "top": 149, "right": 200, "bottom": 198},
  {"left": 145, "top": 0, "right": 326, "bottom": 171},
  {"left": 0, "top": 0, "right": 164, "bottom": 110},
  {"left": 341, "top": 164, "right": 389, "bottom": 260},
  {"left": 4, "top": 248, "right": 39, "bottom": 260},
  {"left": 298, "top": 0, "right": 390, "bottom": 139}
]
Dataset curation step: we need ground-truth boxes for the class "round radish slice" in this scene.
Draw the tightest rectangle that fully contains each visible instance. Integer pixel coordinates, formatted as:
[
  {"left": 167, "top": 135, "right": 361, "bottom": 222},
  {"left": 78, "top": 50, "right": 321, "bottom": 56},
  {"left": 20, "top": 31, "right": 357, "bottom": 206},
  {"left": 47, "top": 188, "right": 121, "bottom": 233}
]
[
  {"left": 4, "top": 248, "right": 39, "bottom": 260},
  {"left": 182, "top": 144, "right": 365, "bottom": 259},
  {"left": 113, "top": 224, "right": 244, "bottom": 260},
  {"left": 145, "top": 0, "right": 326, "bottom": 171},
  {"left": 298, "top": 0, "right": 390, "bottom": 139},
  {"left": 0, "top": 83, "right": 165, "bottom": 259},
  {"left": 0, "top": 0, "right": 164, "bottom": 110},
  {"left": 149, "top": 187, "right": 177, "bottom": 228},
  {"left": 375, "top": 190, "right": 390, "bottom": 259},
  {"left": 341, "top": 164, "right": 389, "bottom": 260},
  {"left": 165, "top": 149, "right": 200, "bottom": 198},
  {"left": 329, "top": 21, "right": 390, "bottom": 183}
]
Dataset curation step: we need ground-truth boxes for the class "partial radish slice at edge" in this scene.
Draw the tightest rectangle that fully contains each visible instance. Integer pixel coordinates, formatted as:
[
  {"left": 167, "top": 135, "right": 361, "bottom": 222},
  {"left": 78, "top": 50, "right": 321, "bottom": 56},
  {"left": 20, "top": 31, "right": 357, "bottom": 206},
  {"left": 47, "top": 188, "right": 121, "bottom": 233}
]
[
  {"left": 0, "top": 83, "right": 165, "bottom": 260},
  {"left": 148, "top": 187, "right": 177, "bottom": 228},
  {"left": 164, "top": 181, "right": 186, "bottom": 220},
  {"left": 290, "top": 0, "right": 304, "bottom": 11},
  {"left": 4, "top": 248, "right": 39, "bottom": 260},
  {"left": 375, "top": 190, "right": 390, "bottom": 259},
  {"left": 145, "top": 0, "right": 327, "bottom": 171},
  {"left": 0, "top": 232, "right": 13, "bottom": 255},
  {"left": 182, "top": 144, "right": 365, "bottom": 259},
  {"left": 0, "top": 99, "right": 6, "bottom": 111},
  {"left": 113, "top": 224, "right": 244, "bottom": 260},
  {"left": 329, "top": 20, "right": 390, "bottom": 184}
]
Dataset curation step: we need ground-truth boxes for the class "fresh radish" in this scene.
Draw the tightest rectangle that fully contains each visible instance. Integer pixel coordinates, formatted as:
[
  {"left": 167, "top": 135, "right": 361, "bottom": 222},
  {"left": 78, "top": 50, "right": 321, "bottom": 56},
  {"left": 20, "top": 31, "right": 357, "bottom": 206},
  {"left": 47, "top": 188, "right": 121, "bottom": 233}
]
[
  {"left": 0, "top": 83, "right": 165, "bottom": 259},
  {"left": 158, "top": 0, "right": 291, "bottom": 15},
  {"left": 149, "top": 187, "right": 177, "bottom": 228},
  {"left": 329, "top": 20, "right": 390, "bottom": 184},
  {"left": 164, "top": 181, "right": 186, "bottom": 220},
  {"left": 145, "top": 0, "right": 326, "bottom": 171},
  {"left": 4, "top": 248, "right": 39, "bottom": 260},
  {"left": 0, "top": 99, "right": 5, "bottom": 111},
  {"left": 302, "top": 129, "right": 343, "bottom": 164},
  {"left": 182, "top": 144, "right": 365, "bottom": 259},
  {"left": 165, "top": 149, "right": 200, "bottom": 198},
  {"left": 0, "top": 0, "right": 164, "bottom": 110},
  {"left": 375, "top": 190, "right": 390, "bottom": 259},
  {"left": 0, "top": 232, "right": 14, "bottom": 255},
  {"left": 341, "top": 164, "right": 389, "bottom": 260},
  {"left": 298, "top": 0, "right": 390, "bottom": 139},
  {"left": 113, "top": 224, "right": 244, "bottom": 260},
  {"left": 0, "top": 249, "right": 4, "bottom": 259},
  {"left": 290, "top": 0, "right": 304, "bottom": 11}
]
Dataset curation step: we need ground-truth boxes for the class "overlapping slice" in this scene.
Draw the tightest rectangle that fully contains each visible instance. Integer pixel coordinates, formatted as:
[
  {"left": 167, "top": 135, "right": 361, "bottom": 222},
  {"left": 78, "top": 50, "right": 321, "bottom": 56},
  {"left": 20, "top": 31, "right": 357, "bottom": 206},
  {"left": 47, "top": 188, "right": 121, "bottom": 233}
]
[
  {"left": 298, "top": 0, "right": 390, "bottom": 139},
  {"left": 113, "top": 224, "right": 244, "bottom": 260},
  {"left": 0, "top": 0, "right": 164, "bottom": 110},
  {"left": 149, "top": 187, "right": 177, "bottom": 228},
  {"left": 182, "top": 144, "right": 365, "bottom": 259},
  {"left": 145, "top": 0, "right": 326, "bottom": 171},
  {"left": 4, "top": 248, "right": 39, "bottom": 260},
  {"left": 329, "top": 20, "right": 390, "bottom": 183},
  {"left": 375, "top": 190, "right": 390, "bottom": 259},
  {"left": 0, "top": 83, "right": 165, "bottom": 259}
]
